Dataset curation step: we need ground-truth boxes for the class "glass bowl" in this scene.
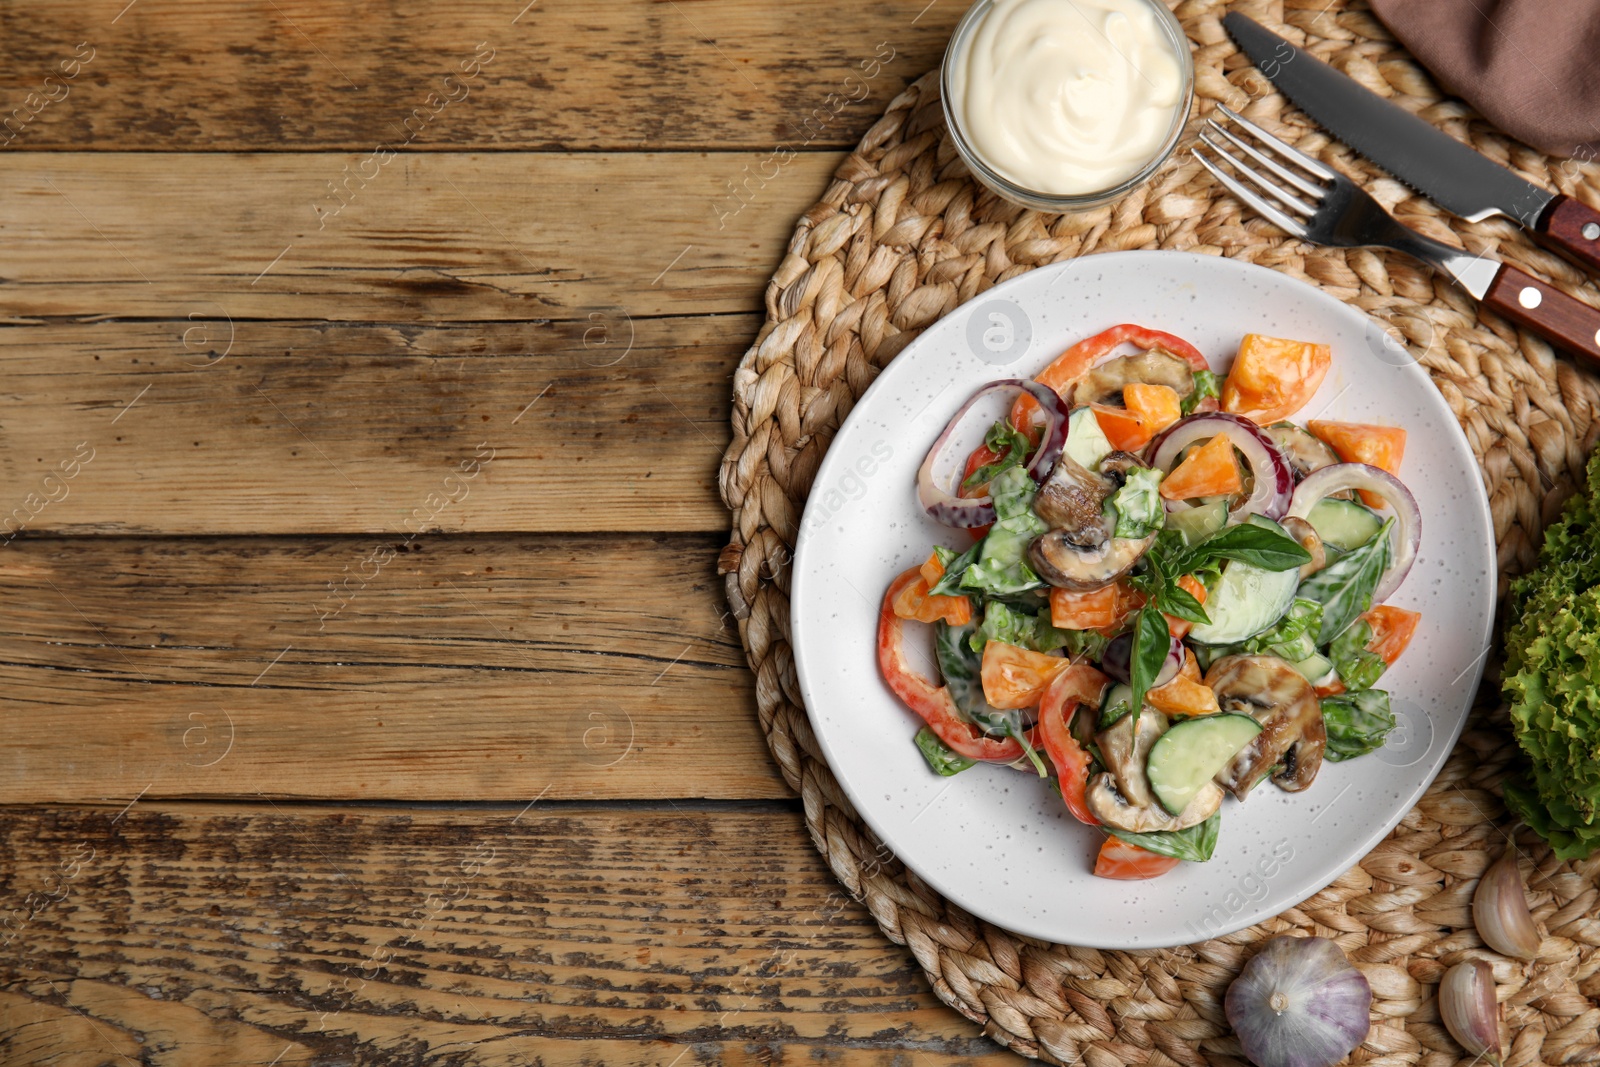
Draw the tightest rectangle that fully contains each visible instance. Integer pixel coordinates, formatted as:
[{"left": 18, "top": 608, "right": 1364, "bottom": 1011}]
[{"left": 940, "top": 0, "right": 1195, "bottom": 212}]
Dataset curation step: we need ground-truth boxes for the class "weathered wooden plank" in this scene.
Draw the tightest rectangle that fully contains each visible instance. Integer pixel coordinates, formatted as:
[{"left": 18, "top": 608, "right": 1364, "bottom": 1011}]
[
  {"left": 0, "top": 802, "right": 1008, "bottom": 1064},
  {"left": 0, "top": 534, "right": 785, "bottom": 803},
  {"left": 0, "top": 316, "right": 738, "bottom": 535},
  {"left": 0, "top": 0, "right": 948, "bottom": 151},
  {"left": 0, "top": 152, "right": 834, "bottom": 320}
]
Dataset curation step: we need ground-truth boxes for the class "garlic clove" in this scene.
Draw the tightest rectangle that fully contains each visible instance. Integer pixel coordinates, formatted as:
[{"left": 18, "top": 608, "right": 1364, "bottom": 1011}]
[
  {"left": 1439, "top": 959, "right": 1503, "bottom": 1066},
  {"left": 1472, "top": 848, "right": 1541, "bottom": 960}
]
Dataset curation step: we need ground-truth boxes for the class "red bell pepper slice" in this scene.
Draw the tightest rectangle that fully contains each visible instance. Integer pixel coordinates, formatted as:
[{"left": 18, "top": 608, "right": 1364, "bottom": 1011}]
[
  {"left": 878, "top": 569, "right": 1024, "bottom": 763},
  {"left": 1036, "top": 663, "right": 1109, "bottom": 826}
]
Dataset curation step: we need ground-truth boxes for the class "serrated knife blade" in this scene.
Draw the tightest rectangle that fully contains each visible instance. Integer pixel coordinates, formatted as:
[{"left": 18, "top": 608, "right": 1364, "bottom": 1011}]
[{"left": 1223, "top": 12, "right": 1600, "bottom": 277}]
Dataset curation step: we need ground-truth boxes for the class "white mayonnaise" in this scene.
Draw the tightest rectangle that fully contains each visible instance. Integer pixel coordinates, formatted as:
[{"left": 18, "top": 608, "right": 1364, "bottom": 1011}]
[{"left": 948, "top": 0, "right": 1185, "bottom": 197}]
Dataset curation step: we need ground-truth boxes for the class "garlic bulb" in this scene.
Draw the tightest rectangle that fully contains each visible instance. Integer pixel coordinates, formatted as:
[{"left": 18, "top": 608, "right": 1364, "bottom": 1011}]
[
  {"left": 1473, "top": 849, "right": 1540, "bottom": 960},
  {"left": 1439, "top": 959, "right": 1503, "bottom": 1065},
  {"left": 1225, "top": 936, "right": 1372, "bottom": 1067}
]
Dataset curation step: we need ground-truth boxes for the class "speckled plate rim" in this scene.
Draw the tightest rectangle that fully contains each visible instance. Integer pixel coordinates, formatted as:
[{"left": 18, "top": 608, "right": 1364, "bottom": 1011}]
[{"left": 789, "top": 250, "right": 1495, "bottom": 949}]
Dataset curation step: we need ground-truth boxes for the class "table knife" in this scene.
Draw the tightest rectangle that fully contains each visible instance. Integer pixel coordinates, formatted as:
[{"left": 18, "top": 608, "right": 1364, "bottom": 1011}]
[{"left": 1223, "top": 12, "right": 1600, "bottom": 277}]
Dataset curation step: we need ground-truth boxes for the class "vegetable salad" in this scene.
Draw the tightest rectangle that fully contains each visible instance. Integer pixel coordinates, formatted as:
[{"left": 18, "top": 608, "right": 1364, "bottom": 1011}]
[{"left": 880, "top": 324, "right": 1421, "bottom": 879}]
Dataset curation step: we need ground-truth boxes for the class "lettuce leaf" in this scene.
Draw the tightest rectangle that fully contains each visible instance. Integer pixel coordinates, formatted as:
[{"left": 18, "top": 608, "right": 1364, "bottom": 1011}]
[{"left": 1502, "top": 449, "right": 1600, "bottom": 859}]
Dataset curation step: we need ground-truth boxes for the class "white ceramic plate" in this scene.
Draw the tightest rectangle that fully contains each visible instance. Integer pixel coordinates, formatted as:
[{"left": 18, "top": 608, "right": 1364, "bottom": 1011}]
[{"left": 789, "top": 251, "right": 1494, "bottom": 949}]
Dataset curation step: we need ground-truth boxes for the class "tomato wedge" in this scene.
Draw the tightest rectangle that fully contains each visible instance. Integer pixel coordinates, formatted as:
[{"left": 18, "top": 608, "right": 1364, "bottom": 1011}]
[
  {"left": 1123, "top": 382, "right": 1183, "bottom": 435},
  {"left": 1037, "top": 665, "right": 1109, "bottom": 826},
  {"left": 1221, "top": 333, "right": 1331, "bottom": 424},
  {"left": 890, "top": 560, "right": 973, "bottom": 626},
  {"left": 1146, "top": 671, "right": 1220, "bottom": 718},
  {"left": 981, "top": 640, "right": 1074, "bottom": 709},
  {"left": 1316, "top": 605, "right": 1422, "bottom": 697},
  {"left": 1364, "top": 604, "right": 1420, "bottom": 664},
  {"left": 1049, "top": 585, "right": 1120, "bottom": 630},
  {"left": 1306, "top": 419, "right": 1407, "bottom": 509},
  {"left": 878, "top": 570, "right": 1024, "bottom": 762},
  {"left": 1094, "top": 837, "right": 1181, "bottom": 880},
  {"left": 1160, "top": 433, "right": 1243, "bottom": 501},
  {"left": 1012, "top": 324, "right": 1210, "bottom": 431},
  {"left": 1091, "top": 403, "right": 1156, "bottom": 452}
]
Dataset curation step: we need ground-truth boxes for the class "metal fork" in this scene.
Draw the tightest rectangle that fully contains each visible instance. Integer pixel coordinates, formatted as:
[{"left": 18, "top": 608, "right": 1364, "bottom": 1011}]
[{"left": 1192, "top": 105, "right": 1600, "bottom": 364}]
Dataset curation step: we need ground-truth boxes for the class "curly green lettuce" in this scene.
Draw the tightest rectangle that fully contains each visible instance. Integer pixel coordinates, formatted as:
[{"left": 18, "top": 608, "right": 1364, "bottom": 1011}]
[{"left": 1502, "top": 449, "right": 1600, "bottom": 859}]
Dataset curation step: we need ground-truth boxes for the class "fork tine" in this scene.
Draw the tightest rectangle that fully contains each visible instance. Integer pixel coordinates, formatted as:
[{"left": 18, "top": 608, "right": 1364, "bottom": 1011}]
[
  {"left": 1191, "top": 147, "right": 1309, "bottom": 239},
  {"left": 1205, "top": 119, "right": 1328, "bottom": 202},
  {"left": 1198, "top": 129, "right": 1319, "bottom": 217},
  {"left": 1213, "top": 104, "right": 1338, "bottom": 182}
]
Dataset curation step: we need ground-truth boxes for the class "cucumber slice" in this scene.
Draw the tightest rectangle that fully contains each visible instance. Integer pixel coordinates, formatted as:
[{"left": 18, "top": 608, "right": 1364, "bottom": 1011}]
[
  {"left": 1290, "top": 652, "right": 1335, "bottom": 686},
  {"left": 1166, "top": 498, "right": 1229, "bottom": 546},
  {"left": 1146, "top": 714, "right": 1263, "bottom": 815},
  {"left": 1306, "top": 498, "right": 1384, "bottom": 552},
  {"left": 1063, "top": 407, "right": 1113, "bottom": 472},
  {"left": 1098, "top": 682, "right": 1134, "bottom": 730},
  {"left": 1185, "top": 517, "right": 1301, "bottom": 645}
]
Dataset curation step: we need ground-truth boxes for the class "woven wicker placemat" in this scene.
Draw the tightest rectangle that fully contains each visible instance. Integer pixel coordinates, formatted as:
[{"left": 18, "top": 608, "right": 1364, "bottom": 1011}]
[{"left": 717, "top": 2, "right": 1600, "bottom": 1062}]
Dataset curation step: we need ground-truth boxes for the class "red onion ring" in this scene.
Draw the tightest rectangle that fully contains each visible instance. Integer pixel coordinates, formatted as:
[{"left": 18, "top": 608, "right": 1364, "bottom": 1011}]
[
  {"left": 916, "top": 379, "right": 1070, "bottom": 528},
  {"left": 1147, "top": 413, "right": 1294, "bottom": 523},
  {"left": 1288, "top": 463, "right": 1421, "bottom": 601}
]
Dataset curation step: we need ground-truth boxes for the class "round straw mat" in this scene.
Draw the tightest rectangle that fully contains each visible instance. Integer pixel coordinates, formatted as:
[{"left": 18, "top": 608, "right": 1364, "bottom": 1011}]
[{"left": 717, "top": 3, "right": 1600, "bottom": 1063}]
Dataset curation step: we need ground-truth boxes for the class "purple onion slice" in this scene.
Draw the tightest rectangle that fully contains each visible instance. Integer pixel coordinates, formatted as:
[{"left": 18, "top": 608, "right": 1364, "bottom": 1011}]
[
  {"left": 1147, "top": 413, "right": 1295, "bottom": 523},
  {"left": 1288, "top": 462, "right": 1421, "bottom": 601},
  {"left": 916, "top": 379, "right": 1070, "bottom": 528}
]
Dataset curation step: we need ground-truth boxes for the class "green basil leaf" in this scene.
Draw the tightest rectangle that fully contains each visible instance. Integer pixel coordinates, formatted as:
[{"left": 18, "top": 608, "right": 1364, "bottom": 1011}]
[
  {"left": 1161, "top": 583, "right": 1211, "bottom": 626},
  {"left": 914, "top": 726, "right": 977, "bottom": 776},
  {"left": 1128, "top": 604, "right": 1172, "bottom": 719},
  {"left": 1328, "top": 619, "right": 1387, "bottom": 691},
  {"left": 934, "top": 620, "right": 986, "bottom": 722},
  {"left": 1108, "top": 810, "right": 1221, "bottom": 862},
  {"left": 1180, "top": 521, "right": 1313, "bottom": 574},
  {"left": 1298, "top": 518, "right": 1393, "bottom": 644},
  {"left": 1321, "top": 689, "right": 1396, "bottom": 761}
]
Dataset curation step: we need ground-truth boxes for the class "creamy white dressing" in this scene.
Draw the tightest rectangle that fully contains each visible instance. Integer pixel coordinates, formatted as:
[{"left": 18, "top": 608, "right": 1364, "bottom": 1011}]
[{"left": 949, "top": 0, "right": 1185, "bottom": 196}]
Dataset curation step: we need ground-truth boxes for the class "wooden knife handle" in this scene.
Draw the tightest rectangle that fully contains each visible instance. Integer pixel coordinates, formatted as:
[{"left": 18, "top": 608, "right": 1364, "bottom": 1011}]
[
  {"left": 1536, "top": 195, "right": 1600, "bottom": 275},
  {"left": 1482, "top": 263, "right": 1600, "bottom": 365}
]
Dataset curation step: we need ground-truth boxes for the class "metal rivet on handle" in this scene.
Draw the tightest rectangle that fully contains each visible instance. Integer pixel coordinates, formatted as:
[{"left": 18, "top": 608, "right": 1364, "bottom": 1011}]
[
  {"left": 1595, "top": 327, "right": 1600, "bottom": 348},
  {"left": 1584, "top": 222, "right": 1600, "bottom": 241},
  {"left": 1519, "top": 286, "right": 1543, "bottom": 309}
]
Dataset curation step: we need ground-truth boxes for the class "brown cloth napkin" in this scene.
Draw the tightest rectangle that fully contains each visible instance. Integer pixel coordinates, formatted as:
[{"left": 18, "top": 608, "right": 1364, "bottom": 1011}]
[{"left": 1369, "top": 0, "right": 1600, "bottom": 160}]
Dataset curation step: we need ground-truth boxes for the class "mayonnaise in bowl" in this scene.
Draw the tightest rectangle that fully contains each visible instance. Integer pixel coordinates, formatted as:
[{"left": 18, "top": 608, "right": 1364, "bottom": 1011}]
[{"left": 943, "top": 0, "right": 1193, "bottom": 208}]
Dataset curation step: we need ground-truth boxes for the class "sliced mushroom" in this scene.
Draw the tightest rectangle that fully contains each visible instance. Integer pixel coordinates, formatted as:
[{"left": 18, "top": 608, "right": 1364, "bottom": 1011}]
[
  {"left": 1205, "top": 655, "right": 1325, "bottom": 800},
  {"left": 1086, "top": 771, "right": 1224, "bottom": 833},
  {"left": 1274, "top": 713, "right": 1326, "bottom": 792},
  {"left": 1280, "top": 515, "right": 1327, "bottom": 580},
  {"left": 1096, "top": 450, "right": 1146, "bottom": 487},
  {"left": 1266, "top": 422, "right": 1340, "bottom": 480},
  {"left": 1030, "top": 528, "right": 1156, "bottom": 591},
  {"left": 1033, "top": 453, "right": 1113, "bottom": 540},
  {"left": 1096, "top": 706, "right": 1169, "bottom": 809},
  {"left": 1072, "top": 348, "right": 1197, "bottom": 408}
]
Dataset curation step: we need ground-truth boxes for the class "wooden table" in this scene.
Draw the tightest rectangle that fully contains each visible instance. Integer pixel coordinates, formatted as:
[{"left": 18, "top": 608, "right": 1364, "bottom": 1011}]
[{"left": 0, "top": 2, "right": 1021, "bottom": 1061}]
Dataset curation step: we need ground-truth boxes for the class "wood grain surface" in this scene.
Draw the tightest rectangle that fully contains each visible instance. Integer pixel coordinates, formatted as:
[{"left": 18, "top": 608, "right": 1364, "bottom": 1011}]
[
  {"left": 0, "top": 152, "right": 834, "bottom": 321},
  {"left": 0, "top": 0, "right": 1008, "bottom": 1059},
  {"left": 0, "top": 533, "right": 784, "bottom": 803},
  {"left": 0, "top": 802, "right": 1013, "bottom": 1064},
  {"left": 0, "top": 316, "right": 740, "bottom": 535},
  {"left": 0, "top": 0, "right": 954, "bottom": 151}
]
